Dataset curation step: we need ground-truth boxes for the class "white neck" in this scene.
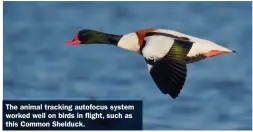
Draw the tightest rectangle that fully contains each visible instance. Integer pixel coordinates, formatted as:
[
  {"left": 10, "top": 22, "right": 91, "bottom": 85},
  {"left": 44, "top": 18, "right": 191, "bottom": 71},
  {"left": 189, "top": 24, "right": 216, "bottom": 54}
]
[{"left": 117, "top": 33, "right": 139, "bottom": 52}]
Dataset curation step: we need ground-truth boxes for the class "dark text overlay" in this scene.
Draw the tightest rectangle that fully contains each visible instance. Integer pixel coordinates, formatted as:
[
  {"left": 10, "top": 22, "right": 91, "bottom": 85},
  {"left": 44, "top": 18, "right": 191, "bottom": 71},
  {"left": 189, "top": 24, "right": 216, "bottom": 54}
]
[{"left": 3, "top": 100, "right": 142, "bottom": 130}]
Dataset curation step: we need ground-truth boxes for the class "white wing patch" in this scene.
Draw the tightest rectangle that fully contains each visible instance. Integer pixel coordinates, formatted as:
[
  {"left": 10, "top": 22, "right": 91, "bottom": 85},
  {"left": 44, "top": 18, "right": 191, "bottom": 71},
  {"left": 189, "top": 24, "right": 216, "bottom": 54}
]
[{"left": 142, "top": 36, "right": 174, "bottom": 60}]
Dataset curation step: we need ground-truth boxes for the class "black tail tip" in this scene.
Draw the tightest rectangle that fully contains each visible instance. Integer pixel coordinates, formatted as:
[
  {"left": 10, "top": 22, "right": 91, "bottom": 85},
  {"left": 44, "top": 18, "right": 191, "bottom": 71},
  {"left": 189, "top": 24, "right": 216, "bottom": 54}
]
[{"left": 232, "top": 50, "right": 237, "bottom": 53}]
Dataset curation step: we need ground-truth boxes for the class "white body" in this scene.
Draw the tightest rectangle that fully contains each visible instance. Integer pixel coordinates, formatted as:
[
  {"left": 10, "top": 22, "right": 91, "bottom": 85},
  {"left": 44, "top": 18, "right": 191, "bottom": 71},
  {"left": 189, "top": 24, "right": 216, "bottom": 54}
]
[
  {"left": 117, "top": 29, "right": 233, "bottom": 63},
  {"left": 157, "top": 29, "right": 232, "bottom": 58}
]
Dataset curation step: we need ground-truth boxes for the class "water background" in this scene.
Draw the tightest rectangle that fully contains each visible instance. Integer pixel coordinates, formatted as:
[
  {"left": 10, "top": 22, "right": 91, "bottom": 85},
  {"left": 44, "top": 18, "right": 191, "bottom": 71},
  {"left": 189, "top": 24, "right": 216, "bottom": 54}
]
[{"left": 3, "top": 1, "right": 252, "bottom": 130}]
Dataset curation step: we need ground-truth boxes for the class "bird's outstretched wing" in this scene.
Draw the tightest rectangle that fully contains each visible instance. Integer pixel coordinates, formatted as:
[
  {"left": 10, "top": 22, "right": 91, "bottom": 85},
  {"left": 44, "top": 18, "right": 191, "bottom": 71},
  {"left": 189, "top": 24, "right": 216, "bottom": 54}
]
[{"left": 145, "top": 39, "right": 193, "bottom": 98}]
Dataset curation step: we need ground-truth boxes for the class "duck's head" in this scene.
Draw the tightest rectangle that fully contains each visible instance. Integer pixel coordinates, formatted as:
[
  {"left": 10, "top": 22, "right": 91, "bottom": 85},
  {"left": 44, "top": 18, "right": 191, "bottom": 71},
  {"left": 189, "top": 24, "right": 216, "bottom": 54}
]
[{"left": 65, "top": 29, "right": 122, "bottom": 45}]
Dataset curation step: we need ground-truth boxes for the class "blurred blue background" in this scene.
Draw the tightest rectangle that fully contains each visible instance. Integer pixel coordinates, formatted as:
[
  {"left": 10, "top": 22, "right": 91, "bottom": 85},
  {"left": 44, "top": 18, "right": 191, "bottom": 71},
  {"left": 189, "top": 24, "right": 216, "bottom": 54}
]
[{"left": 3, "top": 1, "right": 252, "bottom": 130}]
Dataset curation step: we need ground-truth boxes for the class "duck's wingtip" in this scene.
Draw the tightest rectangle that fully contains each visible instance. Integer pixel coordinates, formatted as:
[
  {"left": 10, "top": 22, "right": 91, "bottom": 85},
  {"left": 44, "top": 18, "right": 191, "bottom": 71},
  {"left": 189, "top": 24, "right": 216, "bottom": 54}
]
[{"left": 169, "top": 94, "right": 179, "bottom": 99}]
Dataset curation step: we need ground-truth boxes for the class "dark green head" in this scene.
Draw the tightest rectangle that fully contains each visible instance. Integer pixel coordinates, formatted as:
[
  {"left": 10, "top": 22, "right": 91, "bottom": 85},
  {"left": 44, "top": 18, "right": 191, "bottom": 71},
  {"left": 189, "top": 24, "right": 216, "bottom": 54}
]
[{"left": 65, "top": 29, "right": 122, "bottom": 46}]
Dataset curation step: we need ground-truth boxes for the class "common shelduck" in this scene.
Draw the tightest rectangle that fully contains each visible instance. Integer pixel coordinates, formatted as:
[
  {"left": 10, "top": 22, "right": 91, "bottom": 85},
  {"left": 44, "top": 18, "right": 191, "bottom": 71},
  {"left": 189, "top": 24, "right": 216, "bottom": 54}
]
[{"left": 65, "top": 28, "right": 236, "bottom": 99}]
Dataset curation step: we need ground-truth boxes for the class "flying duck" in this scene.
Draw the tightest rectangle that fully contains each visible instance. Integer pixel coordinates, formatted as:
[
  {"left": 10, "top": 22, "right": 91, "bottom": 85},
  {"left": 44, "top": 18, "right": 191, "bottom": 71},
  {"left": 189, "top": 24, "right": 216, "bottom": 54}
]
[{"left": 65, "top": 28, "right": 236, "bottom": 99}]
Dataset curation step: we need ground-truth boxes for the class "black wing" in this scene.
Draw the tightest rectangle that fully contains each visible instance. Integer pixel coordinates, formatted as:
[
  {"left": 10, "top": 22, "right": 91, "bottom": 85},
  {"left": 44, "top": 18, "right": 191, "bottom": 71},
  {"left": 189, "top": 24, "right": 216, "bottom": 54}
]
[{"left": 146, "top": 39, "right": 193, "bottom": 99}]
